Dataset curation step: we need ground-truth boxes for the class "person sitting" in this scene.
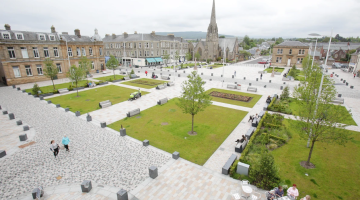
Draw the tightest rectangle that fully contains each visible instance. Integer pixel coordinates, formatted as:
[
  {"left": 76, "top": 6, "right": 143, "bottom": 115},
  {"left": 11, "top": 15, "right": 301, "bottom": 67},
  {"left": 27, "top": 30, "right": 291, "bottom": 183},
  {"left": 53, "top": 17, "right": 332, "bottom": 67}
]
[
  {"left": 248, "top": 115, "right": 253, "bottom": 122},
  {"left": 287, "top": 184, "right": 299, "bottom": 199},
  {"left": 240, "top": 135, "right": 246, "bottom": 143},
  {"left": 88, "top": 82, "right": 92, "bottom": 87},
  {"left": 138, "top": 88, "right": 142, "bottom": 97},
  {"left": 266, "top": 95, "right": 271, "bottom": 103},
  {"left": 267, "top": 190, "right": 276, "bottom": 200},
  {"left": 92, "top": 81, "right": 96, "bottom": 87},
  {"left": 129, "top": 93, "right": 135, "bottom": 101},
  {"left": 275, "top": 186, "right": 284, "bottom": 198},
  {"left": 300, "top": 195, "right": 311, "bottom": 200},
  {"left": 235, "top": 139, "right": 241, "bottom": 144}
]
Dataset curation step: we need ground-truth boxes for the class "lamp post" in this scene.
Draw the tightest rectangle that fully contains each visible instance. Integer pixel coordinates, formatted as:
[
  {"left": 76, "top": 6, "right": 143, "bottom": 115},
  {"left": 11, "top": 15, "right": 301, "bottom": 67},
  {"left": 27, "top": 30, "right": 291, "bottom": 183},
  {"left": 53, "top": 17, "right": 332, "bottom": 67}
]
[
  {"left": 308, "top": 33, "right": 321, "bottom": 68},
  {"left": 222, "top": 39, "right": 226, "bottom": 87}
]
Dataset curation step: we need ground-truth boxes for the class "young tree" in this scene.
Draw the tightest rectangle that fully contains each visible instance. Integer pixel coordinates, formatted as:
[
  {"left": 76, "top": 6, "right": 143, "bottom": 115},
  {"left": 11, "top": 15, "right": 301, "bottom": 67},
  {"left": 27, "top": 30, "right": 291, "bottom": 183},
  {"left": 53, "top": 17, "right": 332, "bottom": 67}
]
[
  {"left": 78, "top": 56, "right": 91, "bottom": 83},
  {"left": 163, "top": 54, "right": 170, "bottom": 67},
  {"left": 176, "top": 71, "right": 212, "bottom": 135},
  {"left": 174, "top": 51, "right": 180, "bottom": 66},
  {"left": 249, "top": 152, "right": 280, "bottom": 190},
  {"left": 185, "top": 52, "right": 192, "bottom": 61},
  {"left": 280, "top": 86, "right": 290, "bottom": 100},
  {"left": 67, "top": 65, "right": 86, "bottom": 97},
  {"left": 43, "top": 58, "right": 58, "bottom": 90},
  {"left": 106, "top": 55, "right": 119, "bottom": 80},
  {"left": 293, "top": 63, "right": 352, "bottom": 167}
]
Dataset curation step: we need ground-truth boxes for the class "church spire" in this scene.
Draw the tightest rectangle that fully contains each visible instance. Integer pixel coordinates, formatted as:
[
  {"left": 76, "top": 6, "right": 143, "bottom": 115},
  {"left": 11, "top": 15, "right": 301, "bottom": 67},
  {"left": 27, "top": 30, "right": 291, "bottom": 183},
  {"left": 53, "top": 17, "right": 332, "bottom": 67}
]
[{"left": 210, "top": 0, "right": 216, "bottom": 25}]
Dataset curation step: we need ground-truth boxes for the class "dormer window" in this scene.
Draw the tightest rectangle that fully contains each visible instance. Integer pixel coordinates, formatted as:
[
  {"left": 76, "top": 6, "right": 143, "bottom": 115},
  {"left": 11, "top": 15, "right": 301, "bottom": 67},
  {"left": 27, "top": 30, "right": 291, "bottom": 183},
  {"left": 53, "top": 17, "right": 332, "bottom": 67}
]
[
  {"left": 2, "top": 32, "right": 11, "bottom": 39},
  {"left": 39, "top": 34, "right": 46, "bottom": 41},
  {"left": 49, "top": 35, "right": 55, "bottom": 41},
  {"left": 16, "top": 33, "right": 24, "bottom": 40}
]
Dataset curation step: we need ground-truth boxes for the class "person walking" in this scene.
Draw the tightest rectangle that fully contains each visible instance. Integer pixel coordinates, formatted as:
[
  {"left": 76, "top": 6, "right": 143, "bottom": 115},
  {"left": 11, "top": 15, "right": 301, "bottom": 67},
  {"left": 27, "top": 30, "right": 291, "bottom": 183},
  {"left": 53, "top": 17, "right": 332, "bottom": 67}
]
[
  {"left": 50, "top": 140, "right": 60, "bottom": 158},
  {"left": 234, "top": 70, "right": 236, "bottom": 77},
  {"left": 354, "top": 73, "right": 356, "bottom": 78},
  {"left": 62, "top": 135, "right": 70, "bottom": 152},
  {"left": 138, "top": 88, "right": 142, "bottom": 97},
  {"left": 260, "top": 73, "right": 263, "bottom": 80},
  {"left": 145, "top": 70, "right": 148, "bottom": 76},
  {"left": 264, "top": 64, "right": 265, "bottom": 68}
]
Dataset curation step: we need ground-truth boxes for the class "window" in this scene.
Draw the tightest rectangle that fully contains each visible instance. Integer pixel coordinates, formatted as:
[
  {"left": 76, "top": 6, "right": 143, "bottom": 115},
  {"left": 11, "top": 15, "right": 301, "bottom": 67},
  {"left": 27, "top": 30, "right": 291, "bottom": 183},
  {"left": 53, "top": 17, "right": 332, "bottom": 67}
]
[
  {"left": 89, "top": 47, "right": 93, "bottom": 56},
  {"left": 21, "top": 47, "right": 28, "bottom": 58},
  {"left": 13, "top": 66, "right": 21, "bottom": 77},
  {"left": 134, "top": 43, "right": 136, "bottom": 48},
  {"left": 76, "top": 47, "right": 80, "bottom": 56},
  {"left": 130, "top": 43, "right": 133, "bottom": 48},
  {"left": 299, "top": 49, "right": 305, "bottom": 55},
  {"left": 302, "top": 50, "right": 305, "bottom": 54},
  {"left": 297, "top": 58, "right": 303, "bottom": 64},
  {"left": 33, "top": 47, "right": 39, "bottom": 58},
  {"left": 151, "top": 43, "right": 153, "bottom": 48},
  {"left": 49, "top": 35, "right": 55, "bottom": 41},
  {"left": 82, "top": 47, "right": 86, "bottom": 56},
  {"left": 277, "top": 49, "right": 283, "bottom": 54},
  {"left": 144, "top": 51, "right": 147, "bottom": 56},
  {"left": 38, "top": 34, "right": 46, "bottom": 41},
  {"left": 289, "top": 49, "right": 292, "bottom": 54},
  {"left": 44, "top": 47, "right": 49, "bottom": 57},
  {"left": 157, "top": 43, "right": 159, "bottom": 48},
  {"left": 56, "top": 63, "right": 62, "bottom": 73},
  {"left": 16, "top": 33, "right": 24, "bottom": 40},
  {"left": 139, "top": 50, "right": 142, "bottom": 56},
  {"left": 25, "top": 65, "right": 32, "bottom": 76},
  {"left": 53, "top": 47, "right": 59, "bottom": 57},
  {"left": 91, "top": 61, "right": 94, "bottom": 69},
  {"left": 7, "top": 47, "right": 16, "bottom": 58},
  {"left": 2, "top": 32, "right": 11, "bottom": 39},
  {"left": 37, "top": 65, "right": 43, "bottom": 75},
  {"left": 68, "top": 47, "right": 73, "bottom": 57},
  {"left": 99, "top": 48, "right": 103, "bottom": 56},
  {"left": 151, "top": 51, "right": 154, "bottom": 56},
  {"left": 157, "top": 51, "right": 159, "bottom": 56},
  {"left": 276, "top": 57, "right": 282, "bottom": 63},
  {"left": 139, "top": 43, "right": 142, "bottom": 48},
  {"left": 110, "top": 44, "right": 113, "bottom": 48},
  {"left": 105, "top": 44, "right": 109, "bottom": 49}
]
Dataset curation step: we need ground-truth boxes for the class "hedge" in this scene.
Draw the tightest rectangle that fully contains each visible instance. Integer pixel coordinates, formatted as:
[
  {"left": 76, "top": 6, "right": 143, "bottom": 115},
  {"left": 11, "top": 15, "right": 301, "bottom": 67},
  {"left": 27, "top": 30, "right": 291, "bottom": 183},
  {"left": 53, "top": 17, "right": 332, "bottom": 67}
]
[
  {"left": 267, "top": 95, "right": 277, "bottom": 110},
  {"left": 269, "top": 134, "right": 287, "bottom": 143}
]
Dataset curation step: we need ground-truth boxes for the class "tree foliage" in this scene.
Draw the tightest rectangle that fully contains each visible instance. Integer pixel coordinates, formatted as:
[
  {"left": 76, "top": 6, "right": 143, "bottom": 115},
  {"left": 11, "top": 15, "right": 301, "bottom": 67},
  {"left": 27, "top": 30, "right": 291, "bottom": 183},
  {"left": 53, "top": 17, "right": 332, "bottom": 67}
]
[
  {"left": 163, "top": 54, "right": 170, "bottom": 66},
  {"left": 43, "top": 58, "right": 58, "bottom": 90},
  {"left": 194, "top": 52, "right": 201, "bottom": 61},
  {"left": 32, "top": 83, "right": 42, "bottom": 96},
  {"left": 106, "top": 55, "right": 119, "bottom": 79},
  {"left": 79, "top": 56, "right": 91, "bottom": 83},
  {"left": 67, "top": 65, "right": 86, "bottom": 97},
  {"left": 176, "top": 71, "right": 212, "bottom": 134},
  {"left": 249, "top": 152, "right": 280, "bottom": 190},
  {"left": 186, "top": 52, "right": 192, "bottom": 61},
  {"left": 280, "top": 86, "right": 290, "bottom": 100}
]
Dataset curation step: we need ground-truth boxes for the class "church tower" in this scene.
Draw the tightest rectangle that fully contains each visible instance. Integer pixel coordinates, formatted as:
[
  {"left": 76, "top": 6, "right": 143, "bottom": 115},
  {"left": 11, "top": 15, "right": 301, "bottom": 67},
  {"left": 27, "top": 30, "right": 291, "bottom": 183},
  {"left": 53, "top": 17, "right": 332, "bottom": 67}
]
[{"left": 206, "top": 0, "right": 219, "bottom": 60}]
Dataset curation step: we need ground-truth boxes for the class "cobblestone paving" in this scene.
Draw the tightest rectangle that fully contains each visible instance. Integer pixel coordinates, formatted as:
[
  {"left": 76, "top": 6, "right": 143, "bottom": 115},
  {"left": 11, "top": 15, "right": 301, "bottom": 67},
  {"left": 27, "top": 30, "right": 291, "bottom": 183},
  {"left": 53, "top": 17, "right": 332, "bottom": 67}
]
[{"left": 0, "top": 87, "right": 171, "bottom": 200}]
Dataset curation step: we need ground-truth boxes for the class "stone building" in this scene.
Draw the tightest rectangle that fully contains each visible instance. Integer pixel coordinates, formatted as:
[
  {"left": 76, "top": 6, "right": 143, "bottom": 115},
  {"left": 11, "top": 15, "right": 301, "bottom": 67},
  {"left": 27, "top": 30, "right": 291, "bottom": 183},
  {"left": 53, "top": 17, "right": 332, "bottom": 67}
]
[
  {"left": 271, "top": 41, "right": 309, "bottom": 67},
  {"left": 102, "top": 31, "right": 188, "bottom": 67},
  {"left": 0, "top": 24, "right": 104, "bottom": 85}
]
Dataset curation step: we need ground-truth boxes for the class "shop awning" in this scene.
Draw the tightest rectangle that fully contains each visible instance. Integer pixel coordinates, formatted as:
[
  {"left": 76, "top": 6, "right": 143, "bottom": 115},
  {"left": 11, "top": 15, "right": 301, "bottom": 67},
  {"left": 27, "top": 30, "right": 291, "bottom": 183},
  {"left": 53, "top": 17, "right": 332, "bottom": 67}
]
[
  {"left": 154, "top": 57, "right": 163, "bottom": 62},
  {"left": 146, "top": 58, "right": 156, "bottom": 63}
]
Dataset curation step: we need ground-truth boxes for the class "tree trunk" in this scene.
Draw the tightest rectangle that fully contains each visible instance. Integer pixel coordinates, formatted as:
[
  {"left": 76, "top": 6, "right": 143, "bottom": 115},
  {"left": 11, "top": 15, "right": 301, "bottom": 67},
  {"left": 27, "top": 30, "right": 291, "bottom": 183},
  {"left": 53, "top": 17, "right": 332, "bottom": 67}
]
[
  {"left": 113, "top": 70, "right": 116, "bottom": 80},
  {"left": 191, "top": 114, "right": 194, "bottom": 134},
  {"left": 76, "top": 82, "right": 79, "bottom": 97},
  {"left": 306, "top": 139, "right": 316, "bottom": 166},
  {"left": 52, "top": 79, "right": 55, "bottom": 90}
]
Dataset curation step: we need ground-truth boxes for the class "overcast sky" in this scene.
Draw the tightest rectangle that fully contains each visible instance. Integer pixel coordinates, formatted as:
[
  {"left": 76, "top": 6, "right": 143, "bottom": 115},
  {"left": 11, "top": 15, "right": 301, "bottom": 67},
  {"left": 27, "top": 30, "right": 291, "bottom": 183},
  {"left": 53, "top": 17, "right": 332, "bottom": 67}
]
[{"left": 1, "top": 0, "right": 360, "bottom": 39}]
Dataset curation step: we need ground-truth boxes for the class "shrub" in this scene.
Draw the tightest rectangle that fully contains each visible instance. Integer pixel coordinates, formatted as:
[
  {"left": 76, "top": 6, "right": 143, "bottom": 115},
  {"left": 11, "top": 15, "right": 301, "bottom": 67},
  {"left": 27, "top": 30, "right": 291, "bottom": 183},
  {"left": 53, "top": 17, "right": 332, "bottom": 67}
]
[
  {"left": 52, "top": 89, "right": 59, "bottom": 94},
  {"left": 108, "top": 78, "right": 113, "bottom": 82},
  {"left": 32, "top": 83, "right": 42, "bottom": 96},
  {"left": 268, "top": 144, "right": 278, "bottom": 150},
  {"left": 280, "top": 86, "right": 290, "bottom": 100},
  {"left": 261, "top": 133, "right": 270, "bottom": 145},
  {"left": 68, "top": 85, "right": 73, "bottom": 91}
]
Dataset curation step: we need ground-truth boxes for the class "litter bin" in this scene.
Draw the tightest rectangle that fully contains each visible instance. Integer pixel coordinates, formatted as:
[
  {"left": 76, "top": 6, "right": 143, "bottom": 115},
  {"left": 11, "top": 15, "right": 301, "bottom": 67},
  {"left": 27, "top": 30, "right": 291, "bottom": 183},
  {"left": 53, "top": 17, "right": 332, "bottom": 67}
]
[{"left": 96, "top": 70, "right": 99, "bottom": 73}]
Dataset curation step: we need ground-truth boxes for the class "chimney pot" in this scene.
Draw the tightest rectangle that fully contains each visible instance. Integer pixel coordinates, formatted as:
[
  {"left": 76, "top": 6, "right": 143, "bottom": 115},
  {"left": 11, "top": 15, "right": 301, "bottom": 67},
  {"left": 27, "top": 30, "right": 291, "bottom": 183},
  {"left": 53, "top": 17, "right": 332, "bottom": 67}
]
[
  {"left": 61, "top": 32, "right": 68, "bottom": 35},
  {"left": 112, "top": 33, "right": 116, "bottom": 39},
  {"left": 151, "top": 31, "right": 156, "bottom": 36},
  {"left": 123, "top": 32, "right": 128, "bottom": 38},
  {"left": 4, "top": 24, "right": 11, "bottom": 30},
  {"left": 74, "top": 29, "right": 81, "bottom": 38},
  {"left": 134, "top": 31, "right": 138, "bottom": 34},
  {"left": 51, "top": 25, "right": 56, "bottom": 33}
]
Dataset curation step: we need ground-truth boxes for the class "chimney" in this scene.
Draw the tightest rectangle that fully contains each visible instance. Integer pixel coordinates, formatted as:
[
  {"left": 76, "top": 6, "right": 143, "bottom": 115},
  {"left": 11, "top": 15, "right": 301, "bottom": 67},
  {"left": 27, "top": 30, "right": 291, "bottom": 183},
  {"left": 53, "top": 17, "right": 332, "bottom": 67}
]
[
  {"left": 168, "top": 33, "right": 174, "bottom": 38},
  {"left": 62, "top": 32, "right": 68, "bottom": 35},
  {"left": 105, "top": 34, "right": 110, "bottom": 37},
  {"left": 112, "top": 33, "right": 116, "bottom": 39},
  {"left": 74, "top": 29, "right": 81, "bottom": 38},
  {"left": 151, "top": 31, "right": 156, "bottom": 36},
  {"left": 134, "top": 31, "right": 138, "bottom": 34},
  {"left": 4, "top": 24, "right": 11, "bottom": 30},
  {"left": 123, "top": 32, "right": 128, "bottom": 38},
  {"left": 51, "top": 25, "right": 56, "bottom": 33}
]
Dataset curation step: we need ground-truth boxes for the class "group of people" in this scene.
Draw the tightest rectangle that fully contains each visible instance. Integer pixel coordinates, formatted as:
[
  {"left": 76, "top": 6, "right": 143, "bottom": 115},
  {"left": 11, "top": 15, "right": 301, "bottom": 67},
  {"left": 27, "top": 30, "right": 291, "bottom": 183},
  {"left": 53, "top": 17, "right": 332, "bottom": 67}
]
[
  {"left": 87, "top": 81, "right": 96, "bottom": 88},
  {"left": 235, "top": 135, "right": 246, "bottom": 144},
  {"left": 268, "top": 184, "right": 310, "bottom": 200},
  {"left": 50, "top": 135, "right": 70, "bottom": 158},
  {"left": 129, "top": 89, "right": 142, "bottom": 101},
  {"left": 248, "top": 113, "right": 258, "bottom": 123}
]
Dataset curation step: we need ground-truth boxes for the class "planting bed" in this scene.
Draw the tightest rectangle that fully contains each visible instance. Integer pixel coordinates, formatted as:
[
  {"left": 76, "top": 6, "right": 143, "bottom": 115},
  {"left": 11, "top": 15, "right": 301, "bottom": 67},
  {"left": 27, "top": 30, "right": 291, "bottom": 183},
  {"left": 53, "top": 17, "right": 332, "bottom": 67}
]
[
  {"left": 131, "top": 80, "right": 163, "bottom": 86},
  {"left": 121, "top": 78, "right": 168, "bottom": 89},
  {"left": 210, "top": 91, "right": 252, "bottom": 102}
]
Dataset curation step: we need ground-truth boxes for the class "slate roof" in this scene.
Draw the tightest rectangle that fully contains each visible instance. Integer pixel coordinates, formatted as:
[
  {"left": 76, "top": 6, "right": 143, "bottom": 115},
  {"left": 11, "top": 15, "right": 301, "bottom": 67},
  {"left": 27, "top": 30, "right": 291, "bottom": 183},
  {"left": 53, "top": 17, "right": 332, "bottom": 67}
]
[
  {"left": 276, "top": 41, "right": 308, "bottom": 47},
  {"left": 219, "top": 38, "right": 237, "bottom": 52},
  {"left": 59, "top": 34, "right": 93, "bottom": 43},
  {"left": 102, "top": 33, "right": 187, "bottom": 43},
  {"left": 0, "top": 29, "right": 60, "bottom": 42}
]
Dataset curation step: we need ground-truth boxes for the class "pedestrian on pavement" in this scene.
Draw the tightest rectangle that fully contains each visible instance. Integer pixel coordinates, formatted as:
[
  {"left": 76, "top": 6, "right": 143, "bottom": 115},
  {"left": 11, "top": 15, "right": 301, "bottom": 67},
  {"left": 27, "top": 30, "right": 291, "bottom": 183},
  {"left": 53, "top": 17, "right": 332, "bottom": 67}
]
[
  {"left": 260, "top": 73, "right": 263, "bottom": 80},
  {"left": 138, "top": 88, "right": 142, "bottom": 97},
  {"left": 264, "top": 65, "right": 265, "bottom": 68},
  {"left": 62, "top": 135, "right": 70, "bottom": 152},
  {"left": 145, "top": 70, "right": 148, "bottom": 76},
  {"left": 354, "top": 73, "right": 356, "bottom": 78},
  {"left": 234, "top": 70, "right": 236, "bottom": 77},
  {"left": 248, "top": 115, "right": 253, "bottom": 122},
  {"left": 50, "top": 140, "right": 60, "bottom": 158}
]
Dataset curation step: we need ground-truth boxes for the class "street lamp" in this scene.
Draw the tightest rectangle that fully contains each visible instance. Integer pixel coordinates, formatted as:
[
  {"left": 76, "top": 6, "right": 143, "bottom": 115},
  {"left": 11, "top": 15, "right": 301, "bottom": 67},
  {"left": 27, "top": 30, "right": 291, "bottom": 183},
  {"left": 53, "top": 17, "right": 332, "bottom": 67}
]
[
  {"left": 222, "top": 39, "right": 226, "bottom": 87},
  {"left": 308, "top": 33, "right": 321, "bottom": 68}
]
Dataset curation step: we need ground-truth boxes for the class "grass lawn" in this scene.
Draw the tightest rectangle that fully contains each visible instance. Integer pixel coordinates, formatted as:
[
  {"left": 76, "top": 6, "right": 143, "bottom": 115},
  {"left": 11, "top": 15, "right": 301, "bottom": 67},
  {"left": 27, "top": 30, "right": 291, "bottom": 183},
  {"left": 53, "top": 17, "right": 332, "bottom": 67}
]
[
  {"left": 288, "top": 99, "right": 356, "bottom": 125},
  {"left": 94, "top": 75, "right": 125, "bottom": 82},
  {"left": 120, "top": 78, "right": 168, "bottom": 89},
  {"left": 48, "top": 85, "right": 148, "bottom": 113},
  {"left": 108, "top": 99, "right": 247, "bottom": 165},
  {"left": 265, "top": 67, "right": 285, "bottom": 73},
  {"left": 206, "top": 88, "right": 262, "bottom": 108},
  {"left": 272, "top": 119, "right": 360, "bottom": 199},
  {"left": 25, "top": 80, "right": 94, "bottom": 94}
]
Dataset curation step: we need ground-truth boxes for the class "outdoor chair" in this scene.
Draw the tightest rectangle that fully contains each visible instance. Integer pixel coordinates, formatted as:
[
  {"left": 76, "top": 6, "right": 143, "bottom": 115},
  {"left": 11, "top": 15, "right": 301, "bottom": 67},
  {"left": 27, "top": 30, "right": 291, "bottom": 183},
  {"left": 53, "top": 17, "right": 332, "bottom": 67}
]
[
  {"left": 231, "top": 190, "right": 241, "bottom": 200},
  {"left": 242, "top": 180, "right": 249, "bottom": 185},
  {"left": 250, "top": 192, "right": 261, "bottom": 200}
]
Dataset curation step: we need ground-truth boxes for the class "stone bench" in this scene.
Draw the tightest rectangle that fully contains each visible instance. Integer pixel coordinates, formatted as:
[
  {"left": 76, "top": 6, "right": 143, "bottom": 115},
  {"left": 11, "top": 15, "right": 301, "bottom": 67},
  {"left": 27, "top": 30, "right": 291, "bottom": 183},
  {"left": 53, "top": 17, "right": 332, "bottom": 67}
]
[
  {"left": 282, "top": 77, "right": 290, "bottom": 81},
  {"left": 252, "top": 118, "right": 260, "bottom": 127},
  {"left": 73, "top": 87, "right": 84, "bottom": 90},
  {"left": 245, "top": 127, "right": 256, "bottom": 140},
  {"left": 247, "top": 87, "right": 257, "bottom": 92},
  {"left": 167, "top": 81, "right": 175, "bottom": 86},
  {"left": 161, "top": 76, "right": 170, "bottom": 80},
  {"left": 120, "top": 71, "right": 127, "bottom": 75},
  {"left": 259, "top": 111, "right": 265, "bottom": 119},
  {"left": 227, "top": 84, "right": 237, "bottom": 89},
  {"left": 274, "top": 72, "right": 282, "bottom": 75},
  {"left": 222, "top": 154, "right": 237, "bottom": 175},
  {"left": 235, "top": 140, "right": 247, "bottom": 153},
  {"left": 81, "top": 180, "right": 92, "bottom": 193},
  {"left": 332, "top": 97, "right": 344, "bottom": 104},
  {"left": 258, "top": 71, "right": 266, "bottom": 74},
  {"left": 32, "top": 186, "right": 44, "bottom": 199},
  {"left": 127, "top": 108, "right": 140, "bottom": 117},
  {"left": 130, "top": 74, "right": 140, "bottom": 79},
  {"left": 156, "top": 84, "right": 166, "bottom": 90},
  {"left": 99, "top": 100, "right": 112, "bottom": 108},
  {"left": 58, "top": 88, "right": 69, "bottom": 94},
  {"left": 157, "top": 98, "right": 168, "bottom": 105},
  {"left": 123, "top": 77, "right": 130, "bottom": 80}
]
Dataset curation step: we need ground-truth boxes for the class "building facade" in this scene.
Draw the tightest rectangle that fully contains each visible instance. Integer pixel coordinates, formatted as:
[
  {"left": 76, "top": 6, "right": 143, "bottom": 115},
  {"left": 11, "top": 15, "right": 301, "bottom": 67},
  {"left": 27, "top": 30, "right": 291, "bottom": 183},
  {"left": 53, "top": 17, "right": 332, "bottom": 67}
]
[
  {"left": 0, "top": 24, "right": 104, "bottom": 85},
  {"left": 271, "top": 41, "right": 309, "bottom": 67}
]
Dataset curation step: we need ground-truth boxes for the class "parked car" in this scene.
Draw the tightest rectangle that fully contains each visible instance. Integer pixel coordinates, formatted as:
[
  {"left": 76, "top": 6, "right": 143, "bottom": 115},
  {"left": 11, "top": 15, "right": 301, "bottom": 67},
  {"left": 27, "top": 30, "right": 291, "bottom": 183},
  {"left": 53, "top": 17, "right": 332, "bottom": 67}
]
[
  {"left": 332, "top": 63, "right": 342, "bottom": 69},
  {"left": 341, "top": 64, "right": 349, "bottom": 68}
]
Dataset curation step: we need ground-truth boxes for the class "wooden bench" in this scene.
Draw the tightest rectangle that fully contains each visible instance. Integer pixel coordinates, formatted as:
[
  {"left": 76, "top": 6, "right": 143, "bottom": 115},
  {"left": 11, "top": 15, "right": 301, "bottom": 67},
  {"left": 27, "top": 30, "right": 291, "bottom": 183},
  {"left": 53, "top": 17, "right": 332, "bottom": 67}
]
[
  {"left": 222, "top": 154, "right": 237, "bottom": 175},
  {"left": 123, "top": 77, "right": 130, "bottom": 80},
  {"left": 99, "top": 100, "right": 112, "bottom": 108},
  {"left": 127, "top": 108, "right": 140, "bottom": 117},
  {"left": 247, "top": 87, "right": 257, "bottom": 92},
  {"left": 156, "top": 84, "right": 166, "bottom": 90},
  {"left": 331, "top": 98, "right": 344, "bottom": 104},
  {"left": 102, "top": 70, "right": 109, "bottom": 74},
  {"left": 167, "top": 81, "right": 175, "bottom": 86},
  {"left": 157, "top": 98, "right": 168, "bottom": 105},
  {"left": 227, "top": 84, "right": 237, "bottom": 89},
  {"left": 245, "top": 127, "right": 256, "bottom": 140},
  {"left": 58, "top": 88, "right": 69, "bottom": 94},
  {"left": 161, "top": 76, "right": 170, "bottom": 80},
  {"left": 130, "top": 74, "right": 139, "bottom": 79}
]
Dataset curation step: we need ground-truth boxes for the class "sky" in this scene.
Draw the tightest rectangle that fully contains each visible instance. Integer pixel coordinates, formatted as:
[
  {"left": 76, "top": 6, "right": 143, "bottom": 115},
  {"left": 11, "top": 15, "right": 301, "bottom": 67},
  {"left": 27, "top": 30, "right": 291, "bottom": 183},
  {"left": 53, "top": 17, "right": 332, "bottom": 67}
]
[{"left": 1, "top": 0, "right": 360, "bottom": 39}]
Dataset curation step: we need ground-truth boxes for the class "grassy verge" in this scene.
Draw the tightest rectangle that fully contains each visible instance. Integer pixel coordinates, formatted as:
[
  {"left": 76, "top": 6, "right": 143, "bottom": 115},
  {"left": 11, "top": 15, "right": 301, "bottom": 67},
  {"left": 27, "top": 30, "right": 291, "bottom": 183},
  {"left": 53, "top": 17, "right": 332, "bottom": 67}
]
[
  {"left": 25, "top": 80, "right": 94, "bottom": 94},
  {"left": 206, "top": 88, "right": 262, "bottom": 108},
  {"left": 120, "top": 78, "right": 168, "bottom": 89},
  {"left": 94, "top": 75, "right": 126, "bottom": 82},
  {"left": 48, "top": 85, "right": 148, "bottom": 113},
  {"left": 265, "top": 67, "right": 285, "bottom": 73},
  {"left": 108, "top": 99, "right": 247, "bottom": 165}
]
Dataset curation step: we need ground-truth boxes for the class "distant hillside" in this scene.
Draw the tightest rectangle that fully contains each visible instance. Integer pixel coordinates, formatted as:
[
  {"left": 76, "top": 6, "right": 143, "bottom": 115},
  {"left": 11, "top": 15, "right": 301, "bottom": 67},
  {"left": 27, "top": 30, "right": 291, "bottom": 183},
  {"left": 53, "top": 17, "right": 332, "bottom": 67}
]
[{"left": 156, "top": 31, "right": 237, "bottom": 40}]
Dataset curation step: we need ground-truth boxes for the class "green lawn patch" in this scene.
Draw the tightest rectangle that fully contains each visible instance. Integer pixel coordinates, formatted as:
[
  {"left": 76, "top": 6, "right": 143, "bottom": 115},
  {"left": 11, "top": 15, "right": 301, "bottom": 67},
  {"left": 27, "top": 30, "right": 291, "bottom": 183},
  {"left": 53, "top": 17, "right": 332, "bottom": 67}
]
[
  {"left": 108, "top": 99, "right": 247, "bottom": 165},
  {"left": 48, "top": 85, "right": 148, "bottom": 113},
  {"left": 206, "top": 88, "right": 262, "bottom": 108},
  {"left": 120, "top": 78, "right": 168, "bottom": 89},
  {"left": 94, "top": 75, "right": 125, "bottom": 82},
  {"left": 265, "top": 67, "right": 285, "bottom": 73},
  {"left": 272, "top": 119, "right": 360, "bottom": 199},
  {"left": 25, "top": 80, "right": 94, "bottom": 94}
]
